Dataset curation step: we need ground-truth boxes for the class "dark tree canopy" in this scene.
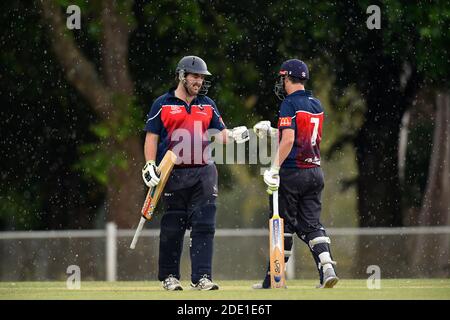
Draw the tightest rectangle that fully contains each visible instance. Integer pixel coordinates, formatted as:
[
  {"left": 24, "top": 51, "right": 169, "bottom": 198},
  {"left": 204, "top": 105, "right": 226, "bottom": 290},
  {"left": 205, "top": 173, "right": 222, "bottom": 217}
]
[{"left": 0, "top": 1, "right": 449, "bottom": 231}]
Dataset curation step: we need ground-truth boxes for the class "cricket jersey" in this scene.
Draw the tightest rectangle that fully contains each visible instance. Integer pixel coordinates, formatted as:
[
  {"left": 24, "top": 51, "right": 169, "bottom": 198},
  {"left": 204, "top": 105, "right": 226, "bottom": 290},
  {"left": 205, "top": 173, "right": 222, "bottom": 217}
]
[
  {"left": 277, "top": 90, "right": 324, "bottom": 169},
  {"left": 144, "top": 88, "right": 226, "bottom": 167}
]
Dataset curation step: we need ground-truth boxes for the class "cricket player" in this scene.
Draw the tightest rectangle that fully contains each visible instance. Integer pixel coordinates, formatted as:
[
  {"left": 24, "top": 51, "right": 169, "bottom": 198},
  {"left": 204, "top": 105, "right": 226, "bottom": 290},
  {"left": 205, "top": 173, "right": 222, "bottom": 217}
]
[
  {"left": 143, "top": 55, "right": 249, "bottom": 291},
  {"left": 253, "top": 59, "right": 339, "bottom": 288}
]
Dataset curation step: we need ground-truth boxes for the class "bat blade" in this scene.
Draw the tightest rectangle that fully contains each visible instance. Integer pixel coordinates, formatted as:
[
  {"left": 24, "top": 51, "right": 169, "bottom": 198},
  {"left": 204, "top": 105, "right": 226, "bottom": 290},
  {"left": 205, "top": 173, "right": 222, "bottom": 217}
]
[
  {"left": 130, "top": 150, "right": 177, "bottom": 249},
  {"left": 141, "top": 150, "right": 177, "bottom": 220},
  {"left": 269, "top": 190, "right": 286, "bottom": 288}
]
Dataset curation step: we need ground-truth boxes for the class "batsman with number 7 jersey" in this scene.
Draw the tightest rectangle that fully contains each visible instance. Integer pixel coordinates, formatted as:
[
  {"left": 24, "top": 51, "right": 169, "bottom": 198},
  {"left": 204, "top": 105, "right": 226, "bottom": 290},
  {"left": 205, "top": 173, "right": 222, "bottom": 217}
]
[{"left": 253, "top": 59, "right": 339, "bottom": 289}]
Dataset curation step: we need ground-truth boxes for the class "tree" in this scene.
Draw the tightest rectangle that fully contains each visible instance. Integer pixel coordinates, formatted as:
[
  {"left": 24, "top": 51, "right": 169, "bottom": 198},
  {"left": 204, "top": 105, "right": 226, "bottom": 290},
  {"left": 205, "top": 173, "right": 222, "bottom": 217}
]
[
  {"left": 0, "top": 1, "right": 106, "bottom": 230},
  {"left": 412, "top": 92, "right": 450, "bottom": 276},
  {"left": 40, "top": 0, "right": 144, "bottom": 227},
  {"left": 308, "top": 1, "right": 450, "bottom": 227}
]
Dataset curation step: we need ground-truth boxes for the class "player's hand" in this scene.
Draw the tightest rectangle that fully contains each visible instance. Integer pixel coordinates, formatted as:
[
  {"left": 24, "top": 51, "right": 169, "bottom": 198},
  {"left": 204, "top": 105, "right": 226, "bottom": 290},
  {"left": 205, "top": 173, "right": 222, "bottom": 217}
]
[
  {"left": 253, "top": 120, "right": 278, "bottom": 138},
  {"left": 229, "top": 126, "right": 250, "bottom": 144},
  {"left": 142, "top": 160, "right": 160, "bottom": 188},
  {"left": 263, "top": 166, "right": 280, "bottom": 195}
]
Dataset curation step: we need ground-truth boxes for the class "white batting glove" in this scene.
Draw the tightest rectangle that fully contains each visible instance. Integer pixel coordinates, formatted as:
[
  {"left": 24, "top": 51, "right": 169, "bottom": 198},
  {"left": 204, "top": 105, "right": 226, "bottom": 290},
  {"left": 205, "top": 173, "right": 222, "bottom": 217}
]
[
  {"left": 228, "top": 126, "right": 250, "bottom": 144},
  {"left": 142, "top": 160, "right": 160, "bottom": 187},
  {"left": 263, "top": 166, "right": 280, "bottom": 195},
  {"left": 253, "top": 120, "right": 278, "bottom": 138}
]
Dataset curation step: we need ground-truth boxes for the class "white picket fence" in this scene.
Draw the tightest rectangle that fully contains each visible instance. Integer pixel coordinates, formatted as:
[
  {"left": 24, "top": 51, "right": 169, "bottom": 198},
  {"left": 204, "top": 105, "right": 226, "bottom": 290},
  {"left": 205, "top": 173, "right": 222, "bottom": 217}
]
[{"left": 1, "top": 224, "right": 450, "bottom": 281}]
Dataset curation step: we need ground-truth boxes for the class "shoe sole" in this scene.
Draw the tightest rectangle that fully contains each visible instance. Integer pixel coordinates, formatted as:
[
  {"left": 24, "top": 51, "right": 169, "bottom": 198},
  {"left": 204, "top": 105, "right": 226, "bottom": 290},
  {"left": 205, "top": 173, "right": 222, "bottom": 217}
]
[
  {"left": 191, "top": 285, "right": 219, "bottom": 291},
  {"left": 206, "top": 285, "right": 219, "bottom": 291},
  {"left": 322, "top": 276, "right": 339, "bottom": 288},
  {"left": 164, "top": 286, "right": 183, "bottom": 291},
  {"left": 252, "top": 286, "right": 267, "bottom": 290}
]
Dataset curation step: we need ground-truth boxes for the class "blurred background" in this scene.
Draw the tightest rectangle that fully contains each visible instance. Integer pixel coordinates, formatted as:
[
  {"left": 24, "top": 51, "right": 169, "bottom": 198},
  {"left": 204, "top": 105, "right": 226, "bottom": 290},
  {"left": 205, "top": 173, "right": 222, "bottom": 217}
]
[{"left": 0, "top": 0, "right": 449, "bottom": 281}]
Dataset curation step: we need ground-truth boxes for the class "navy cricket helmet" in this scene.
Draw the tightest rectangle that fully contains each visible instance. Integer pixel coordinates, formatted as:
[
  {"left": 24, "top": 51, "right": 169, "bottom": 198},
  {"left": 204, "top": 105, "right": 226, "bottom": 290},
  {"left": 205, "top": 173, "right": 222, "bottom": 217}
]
[
  {"left": 280, "top": 59, "right": 309, "bottom": 80},
  {"left": 176, "top": 56, "right": 212, "bottom": 76},
  {"left": 274, "top": 59, "right": 309, "bottom": 100},
  {"left": 176, "top": 55, "right": 212, "bottom": 95}
]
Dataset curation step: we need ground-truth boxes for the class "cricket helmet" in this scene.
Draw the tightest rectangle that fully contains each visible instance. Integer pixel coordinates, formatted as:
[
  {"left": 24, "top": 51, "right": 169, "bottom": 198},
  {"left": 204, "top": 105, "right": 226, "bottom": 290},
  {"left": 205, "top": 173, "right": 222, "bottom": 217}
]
[
  {"left": 176, "top": 55, "right": 212, "bottom": 76},
  {"left": 176, "top": 55, "right": 212, "bottom": 95},
  {"left": 274, "top": 59, "right": 309, "bottom": 100},
  {"left": 279, "top": 59, "right": 309, "bottom": 80}
]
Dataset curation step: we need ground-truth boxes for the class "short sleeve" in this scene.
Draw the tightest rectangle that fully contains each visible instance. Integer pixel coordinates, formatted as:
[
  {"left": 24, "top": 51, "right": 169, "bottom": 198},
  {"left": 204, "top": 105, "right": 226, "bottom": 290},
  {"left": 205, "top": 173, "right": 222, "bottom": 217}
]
[
  {"left": 144, "top": 100, "right": 163, "bottom": 134},
  {"left": 208, "top": 101, "right": 226, "bottom": 131},
  {"left": 278, "top": 100, "right": 296, "bottom": 130}
]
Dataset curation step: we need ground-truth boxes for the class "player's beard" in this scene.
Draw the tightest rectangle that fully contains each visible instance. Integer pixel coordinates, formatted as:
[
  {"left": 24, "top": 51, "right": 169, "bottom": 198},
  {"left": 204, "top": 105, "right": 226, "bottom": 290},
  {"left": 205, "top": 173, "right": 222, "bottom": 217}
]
[{"left": 183, "top": 79, "right": 202, "bottom": 97}]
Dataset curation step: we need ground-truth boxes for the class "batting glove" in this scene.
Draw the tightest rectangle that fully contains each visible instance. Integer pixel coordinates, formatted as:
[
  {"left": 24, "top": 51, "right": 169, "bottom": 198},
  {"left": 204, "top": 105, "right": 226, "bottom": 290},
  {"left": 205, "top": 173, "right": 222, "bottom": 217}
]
[
  {"left": 228, "top": 126, "right": 250, "bottom": 144},
  {"left": 142, "top": 160, "right": 160, "bottom": 188},
  {"left": 263, "top": 166, "right": 280, "bottom": 195},
  {"left": 253, "top": 120, "right": 278, "bottom": 138}
]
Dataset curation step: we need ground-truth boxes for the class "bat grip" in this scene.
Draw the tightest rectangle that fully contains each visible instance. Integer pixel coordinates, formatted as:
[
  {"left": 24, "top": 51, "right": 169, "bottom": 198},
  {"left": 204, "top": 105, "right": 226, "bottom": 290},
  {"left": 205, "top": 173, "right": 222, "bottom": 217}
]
[{"left": 130, "top": 216, "right": 146, "bottom": 249}]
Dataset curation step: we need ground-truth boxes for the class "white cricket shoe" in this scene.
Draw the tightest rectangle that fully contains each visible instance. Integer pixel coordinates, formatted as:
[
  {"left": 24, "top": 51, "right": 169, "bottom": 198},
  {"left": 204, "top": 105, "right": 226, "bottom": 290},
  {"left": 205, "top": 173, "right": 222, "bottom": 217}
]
[
  {"left": 316, "top": 268, "right": 339, "bottom": 288},
  {"left": 162, "top": 275, "right": 183, "bottom": 291},
  {"left": 191, "top": 275, "right": 219, "bottom": 291}
]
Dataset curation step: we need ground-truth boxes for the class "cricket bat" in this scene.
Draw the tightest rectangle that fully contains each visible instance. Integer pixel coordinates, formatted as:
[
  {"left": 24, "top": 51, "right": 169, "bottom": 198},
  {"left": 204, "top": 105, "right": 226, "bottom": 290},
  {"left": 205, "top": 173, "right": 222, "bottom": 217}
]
[
  {"left": 130, "top": 150, "right": 177, "bottom": 249},
  {"left": 269, "top": 190, "right": 286, "bottom": 288}
]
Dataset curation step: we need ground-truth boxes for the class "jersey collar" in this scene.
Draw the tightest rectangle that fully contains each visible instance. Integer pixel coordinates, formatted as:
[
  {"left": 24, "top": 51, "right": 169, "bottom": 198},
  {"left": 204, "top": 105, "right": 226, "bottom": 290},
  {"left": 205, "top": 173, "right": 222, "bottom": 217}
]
[
  {"left": 287, "top": 89, "right": 312, "bottom": 97},
  {"left": 166, "top": 87, "right": 203, "bottom": 114}
]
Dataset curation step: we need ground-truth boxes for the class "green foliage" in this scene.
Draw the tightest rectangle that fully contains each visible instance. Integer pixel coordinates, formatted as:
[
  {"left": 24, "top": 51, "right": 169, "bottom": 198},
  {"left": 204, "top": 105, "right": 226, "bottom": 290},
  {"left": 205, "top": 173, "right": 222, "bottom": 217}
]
[
  {"left": 144, "top": 1, "right": 207, "bottom": 37},
  {"left": 76, "top": 143, "right": 127, "bottom": 185},
  {"left": 75, "top": 94, "right": 143, "bottom": 185},
  {"left": 3, "top": 1, "right": 449, "bottom": 230},
  {"left": 382, "top": 1, "right": 450, "bottom": 83},
  {"left": 0, "top": 1, "right": 105, "bottom": 230},
  {"left": 116, "top": 0, "right": 137, "bottom": 30},
  {"left": 0, "top": 190, "right": 41, "bottom": 229},
  {"left": 56, "top": 0, "right": 90, "bottom": 11}
]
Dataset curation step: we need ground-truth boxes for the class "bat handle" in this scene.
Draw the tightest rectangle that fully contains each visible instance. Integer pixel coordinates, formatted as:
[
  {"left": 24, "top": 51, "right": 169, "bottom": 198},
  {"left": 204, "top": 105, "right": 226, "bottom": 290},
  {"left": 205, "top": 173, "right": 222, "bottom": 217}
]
[
  {"left": 273, "top": 190, "right": 278, "bottom": 216},
  {"left": 130, "top": 216, "right": 146, "bottom": 249}
]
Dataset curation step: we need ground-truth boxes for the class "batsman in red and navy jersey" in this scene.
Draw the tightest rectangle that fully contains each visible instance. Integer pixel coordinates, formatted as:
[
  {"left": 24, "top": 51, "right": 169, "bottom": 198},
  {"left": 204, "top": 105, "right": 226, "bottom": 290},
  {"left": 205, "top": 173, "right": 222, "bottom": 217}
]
[
  {"left": 277, "top": 91, "right": 323, "bottom": 169},
  {"left": 253, "top": 59, "right": 339, "bottom": 289},
  {"left": 142, "top": 56, "right": 249, "bottom": 291}
]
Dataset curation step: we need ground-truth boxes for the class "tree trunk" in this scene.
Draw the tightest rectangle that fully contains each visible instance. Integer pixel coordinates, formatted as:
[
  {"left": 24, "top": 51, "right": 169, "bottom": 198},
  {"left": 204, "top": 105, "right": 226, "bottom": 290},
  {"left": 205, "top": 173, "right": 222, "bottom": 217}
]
[
  {"left": 352, "top": 90, "right": 406, "bottom": 277},
  {"left": 40, "top": 0, "right": 144, "bottom": 228},
  {"left": 412, "top": 92, "right": 450, "bottom": 276},
  {"left": 40, "top": 0, "right": 112, "bottom": 116},
  {"left": 99, "top": 0, "right": 144, "bottom": 227},
  {"left": 106, "top": 136, "right": 145, "bottom": 228},
  {"left": 352, "top": 55, "right": 421, "bottom": 276},
  {"left": 355, "top": 119, "right": 403, "bottom": 227},
  {"left": 354, "top": 68, "right": 405, "bottom": 228}
]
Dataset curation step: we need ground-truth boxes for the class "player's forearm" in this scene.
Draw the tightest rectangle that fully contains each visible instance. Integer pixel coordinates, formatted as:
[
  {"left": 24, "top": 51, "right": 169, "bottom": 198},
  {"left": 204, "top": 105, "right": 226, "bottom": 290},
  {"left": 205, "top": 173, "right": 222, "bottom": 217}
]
[
  {"left": 144, "top": 132, "right": 159, "bottom": 162},
  {"left": 212, "top": 126, "right": 250, "bottom": 144},
  {"left": 273, "top": 135, "right": 294, "bottom": 168},
  {"left": 213, "top": 129, "right": 229, "bottom": 144}
]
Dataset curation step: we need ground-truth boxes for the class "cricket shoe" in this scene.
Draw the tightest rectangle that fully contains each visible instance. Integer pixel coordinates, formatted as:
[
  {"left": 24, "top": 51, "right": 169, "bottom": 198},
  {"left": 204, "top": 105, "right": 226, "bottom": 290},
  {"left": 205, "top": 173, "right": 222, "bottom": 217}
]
[
  {"left": 162, "top": 275, "right": 183, "bottom": 291},
  {"left": 252, "top": 272, "right": 271, "bottom": 289},
  {"left": 252, "top": 273, "right": 287, "bottom": 289},
  {"left": 251, "top": 282, "right": 270, "bottom": 289},
  {"left": 316, "top": 268, "right": 339, "bottom": 289},
  {"left": 191, "top": 275, "right": 219, "bottom": 291}
]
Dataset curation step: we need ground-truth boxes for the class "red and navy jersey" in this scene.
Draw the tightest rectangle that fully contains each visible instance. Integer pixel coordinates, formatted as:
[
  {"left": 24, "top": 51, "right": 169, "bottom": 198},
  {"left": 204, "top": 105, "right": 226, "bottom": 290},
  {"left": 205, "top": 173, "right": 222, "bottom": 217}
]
[
  {"left": 277, "top": 90, "right": 324, "bottom": 169},
  {"left": 144, "top": 88, "right": 226, "bottom": 167}
]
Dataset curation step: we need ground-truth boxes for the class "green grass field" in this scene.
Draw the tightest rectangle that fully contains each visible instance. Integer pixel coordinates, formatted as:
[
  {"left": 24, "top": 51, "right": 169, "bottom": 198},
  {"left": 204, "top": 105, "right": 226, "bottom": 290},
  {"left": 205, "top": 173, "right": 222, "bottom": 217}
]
[{"left": 1, "top": 279, "right": 450, "bottom": 300}]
